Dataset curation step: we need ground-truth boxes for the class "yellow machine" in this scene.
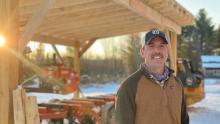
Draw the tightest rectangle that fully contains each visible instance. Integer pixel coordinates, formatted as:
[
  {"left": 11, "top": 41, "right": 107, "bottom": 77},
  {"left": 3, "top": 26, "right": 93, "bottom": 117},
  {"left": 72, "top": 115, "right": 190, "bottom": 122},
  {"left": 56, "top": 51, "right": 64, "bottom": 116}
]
[{"left": 177, "top": 58, "right": 205, "bottom": 105}]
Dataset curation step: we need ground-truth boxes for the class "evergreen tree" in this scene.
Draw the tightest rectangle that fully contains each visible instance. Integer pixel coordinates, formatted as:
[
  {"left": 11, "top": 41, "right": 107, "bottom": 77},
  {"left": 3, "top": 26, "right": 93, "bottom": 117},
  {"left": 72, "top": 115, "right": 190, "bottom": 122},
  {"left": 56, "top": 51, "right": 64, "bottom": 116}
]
[
  {"left": 195, "top": 9, "right": 214, "bottom": 54},
  {"left": 122, "top": 33, "right": 142, "bottom": 75},
  {"left": 177, "top": 9, "right": 215, "bottom": 70},
  {"left": 212, "top": 26, "right": 220, "bottom": 54}
]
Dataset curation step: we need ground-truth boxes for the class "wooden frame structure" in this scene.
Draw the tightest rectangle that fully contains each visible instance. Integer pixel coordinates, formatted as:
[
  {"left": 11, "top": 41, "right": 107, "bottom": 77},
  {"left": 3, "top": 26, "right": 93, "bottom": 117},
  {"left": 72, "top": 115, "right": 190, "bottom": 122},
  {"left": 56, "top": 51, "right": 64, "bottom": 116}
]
[{"left": 0, "top": 0, "right": 194, "bottom": 123}]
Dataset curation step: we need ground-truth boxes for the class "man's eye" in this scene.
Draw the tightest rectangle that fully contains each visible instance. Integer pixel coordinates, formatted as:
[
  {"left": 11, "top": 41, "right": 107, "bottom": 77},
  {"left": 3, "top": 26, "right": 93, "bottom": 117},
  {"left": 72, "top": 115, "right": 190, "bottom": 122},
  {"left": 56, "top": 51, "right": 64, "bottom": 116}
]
[{"left": 160, "top": 45, "right": 165, "bottom": 48}]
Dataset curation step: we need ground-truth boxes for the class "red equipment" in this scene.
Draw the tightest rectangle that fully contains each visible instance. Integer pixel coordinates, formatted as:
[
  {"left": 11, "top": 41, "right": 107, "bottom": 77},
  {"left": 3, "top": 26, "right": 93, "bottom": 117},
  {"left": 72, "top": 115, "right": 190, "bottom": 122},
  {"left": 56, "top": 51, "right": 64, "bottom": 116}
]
[
  {"left": 40, "top": 64, "right": 80, "bottom": 94},
  {"left": 38, "top": 95, "right": 115, "bottom": 124}
]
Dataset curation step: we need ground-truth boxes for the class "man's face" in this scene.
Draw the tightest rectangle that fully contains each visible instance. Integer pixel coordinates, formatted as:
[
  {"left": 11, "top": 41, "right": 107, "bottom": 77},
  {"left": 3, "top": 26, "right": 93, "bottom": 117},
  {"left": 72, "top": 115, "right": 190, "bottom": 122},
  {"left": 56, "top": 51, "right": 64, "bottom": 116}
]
[{"left": 140, "top": 36, "right": 168, "bottom": 69}]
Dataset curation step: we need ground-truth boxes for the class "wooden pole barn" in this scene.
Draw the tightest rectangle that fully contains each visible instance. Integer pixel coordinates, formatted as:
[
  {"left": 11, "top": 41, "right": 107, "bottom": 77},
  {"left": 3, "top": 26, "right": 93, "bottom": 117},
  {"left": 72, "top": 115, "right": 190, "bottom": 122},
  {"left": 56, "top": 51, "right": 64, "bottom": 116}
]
[{"left": 0, "top": 0, "right": 194, "bottom": 123}]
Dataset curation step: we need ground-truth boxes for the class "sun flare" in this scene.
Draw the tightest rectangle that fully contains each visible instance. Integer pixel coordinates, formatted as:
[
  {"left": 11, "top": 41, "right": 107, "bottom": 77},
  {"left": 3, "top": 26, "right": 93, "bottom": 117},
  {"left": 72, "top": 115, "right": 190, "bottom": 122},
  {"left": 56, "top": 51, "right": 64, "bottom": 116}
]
[
  {"left": 88, "top": 41, "right": 105, "bottom": 57},
  {"left": 0, "top": 35, "right": 6, "bottom": 47}
]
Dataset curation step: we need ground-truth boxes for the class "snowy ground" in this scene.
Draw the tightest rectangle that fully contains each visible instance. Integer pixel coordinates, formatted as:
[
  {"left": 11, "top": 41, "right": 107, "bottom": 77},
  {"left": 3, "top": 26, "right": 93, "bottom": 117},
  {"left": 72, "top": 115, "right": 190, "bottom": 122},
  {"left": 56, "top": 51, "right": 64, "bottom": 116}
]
[
  {"left": 188, "top": 79, "right": 220, "bottom": 124},
  {"left": 80, "top": 79, "right": 220, "bottom": 124},
  {"left": 30, "top": 79, "right": 220, "bottom": 123}
]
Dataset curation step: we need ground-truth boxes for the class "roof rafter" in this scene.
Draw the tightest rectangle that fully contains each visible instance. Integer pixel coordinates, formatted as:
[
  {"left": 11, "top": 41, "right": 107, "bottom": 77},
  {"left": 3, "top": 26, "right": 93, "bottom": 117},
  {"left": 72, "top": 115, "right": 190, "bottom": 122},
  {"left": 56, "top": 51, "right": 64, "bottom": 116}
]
[
  {"left": 114, "top": 0, "right": 181, "bottom": 34},
  {"left": 19, "top": 0, "right": 56, "bottom": 51},
  {"left": 32, "top": 34, "right": 78, "bottom": 47}
]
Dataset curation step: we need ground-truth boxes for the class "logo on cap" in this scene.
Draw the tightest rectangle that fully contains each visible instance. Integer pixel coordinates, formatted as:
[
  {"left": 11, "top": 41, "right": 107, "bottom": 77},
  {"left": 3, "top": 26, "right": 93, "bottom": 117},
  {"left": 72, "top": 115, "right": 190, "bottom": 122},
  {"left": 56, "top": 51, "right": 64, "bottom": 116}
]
[{"left": 152, "top": 29, "right": 160, "bottom": 35}]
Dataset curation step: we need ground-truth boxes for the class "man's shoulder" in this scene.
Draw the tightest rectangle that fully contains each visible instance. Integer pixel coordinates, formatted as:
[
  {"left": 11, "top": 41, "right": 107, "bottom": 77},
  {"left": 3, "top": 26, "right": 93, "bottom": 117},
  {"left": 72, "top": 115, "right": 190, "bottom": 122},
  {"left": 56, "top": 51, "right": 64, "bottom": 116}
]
[
  {"left": 124, "top": 69, "right": 143, "bottom": 84},
  {"left": 171, "top": 75, "right": 184, "bottom": 87},
  {"left": 119, "top": 69, "right": 143, "bottom": 91}
]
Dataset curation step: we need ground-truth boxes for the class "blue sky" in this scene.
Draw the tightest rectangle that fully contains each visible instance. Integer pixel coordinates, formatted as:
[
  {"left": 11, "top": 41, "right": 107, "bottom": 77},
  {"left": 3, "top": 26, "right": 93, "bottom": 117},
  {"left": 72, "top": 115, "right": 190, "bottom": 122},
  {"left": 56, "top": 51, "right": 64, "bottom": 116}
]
[{"left": 177, "top": 0, "right": 220, "bottom": 28}]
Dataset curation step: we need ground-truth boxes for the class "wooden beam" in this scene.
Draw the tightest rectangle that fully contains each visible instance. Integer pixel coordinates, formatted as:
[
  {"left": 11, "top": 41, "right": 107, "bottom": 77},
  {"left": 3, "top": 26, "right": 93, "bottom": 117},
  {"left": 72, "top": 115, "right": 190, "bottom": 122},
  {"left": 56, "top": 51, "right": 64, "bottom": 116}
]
[
  {"left": 13, "top": 89, "right": 26, "bottom": 124},
  {"left": 41, "top": 11, "right": 138, "bottom": 34},
  {"left": 55, "top": 22, "right": 153, "bottom": 43},
  {"left": 51, "top": 44, "right": 65, "bottom": 64},
  {"left": 57, "top": 20, "right": 154, "bottom": 39},
  {"left": 170, "top": 31, "right": 177, "bottom": 75},
  {"left": 79, "top": 38, "right": 97, "bottom": 57},
  {"left": 19, "top": 0, "right": 41, "bottom": 7},
  {"left": 20, "top": 0, "right": 114, "bottom": 19},
  {"left": 24, "top": 96, "right": 40, "bottom": 124},
  {"left": 32, "top": 34, "right": 78, "bottom": 47},
  {"left": 37, "top": 4, "right": 124, "bottom": 32},
  {"left": 13, "top": 89, "right": 40, "bottom": 124},
  {"left": 19, "top": 1, "right": 116, "bottom": 29},
  {"left": 0, "top": 0, "right": 19, "bottom": 124},
  {"left": 73, "top": 43, "right": 80, "bottom": 98},
  {"left": 74, "top": 43, "right": 80, "bottom": 73},
  {"left": 166, "top": 30, "right": 177, "bottom": 75},
  {"left": 20, "top": 0, "right": 100, "bottom": 15},
  {"left": 19, "top": 0, "right": 56, "bottom": 52},
  {"left": 142, "top": 0, "right": 164, "bottom": 5},
  {"left": 113, "top": 0, "right": 181, "bottom": 34}
]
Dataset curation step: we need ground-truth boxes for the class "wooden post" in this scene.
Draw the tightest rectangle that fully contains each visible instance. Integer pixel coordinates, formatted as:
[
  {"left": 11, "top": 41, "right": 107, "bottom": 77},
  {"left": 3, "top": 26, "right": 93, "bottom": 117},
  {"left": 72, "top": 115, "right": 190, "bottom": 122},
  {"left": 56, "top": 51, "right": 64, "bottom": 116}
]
[
  {"left": 169, "top": 31, "right": 177, "bottom": 75},
  {"left": 165, "top": 30, "right": 177, "bottom": 75},
  {"left": 73, "top": 43, "right": 81, "bottom": 98},
  {"left": 13, "top": 89, "right": 26, "bottom": 124},
  {"left": 74, "top": 38, "right": 96, "bottom": 98},
  {"left": 74, "top": 44, "right": 81, "bottom": 74},
  {"left": 0, "top": 0, "right": 19, "bottom": 124}
]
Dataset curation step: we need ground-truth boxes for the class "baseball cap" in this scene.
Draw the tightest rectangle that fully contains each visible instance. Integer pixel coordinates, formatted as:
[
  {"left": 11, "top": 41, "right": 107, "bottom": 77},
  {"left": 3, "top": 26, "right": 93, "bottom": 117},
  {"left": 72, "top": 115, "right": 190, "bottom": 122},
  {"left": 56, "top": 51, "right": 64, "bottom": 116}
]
[{"left": 143, "top": 29, "right": 168, "bottom": 46}]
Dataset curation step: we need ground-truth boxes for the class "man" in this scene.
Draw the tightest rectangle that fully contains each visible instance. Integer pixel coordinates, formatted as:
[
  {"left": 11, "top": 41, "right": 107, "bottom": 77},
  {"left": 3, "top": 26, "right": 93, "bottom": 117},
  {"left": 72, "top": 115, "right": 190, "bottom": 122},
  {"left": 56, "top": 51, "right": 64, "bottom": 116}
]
[{"left": 115, "top": 29, "right": 189, "bottom": 124}]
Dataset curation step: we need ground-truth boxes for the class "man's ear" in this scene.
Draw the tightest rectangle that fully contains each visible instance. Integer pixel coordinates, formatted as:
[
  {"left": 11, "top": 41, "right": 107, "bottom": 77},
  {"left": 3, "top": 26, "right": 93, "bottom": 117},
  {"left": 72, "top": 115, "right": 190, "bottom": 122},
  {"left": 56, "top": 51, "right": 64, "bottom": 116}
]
[{"left": 140, "top": 47, "right": 145, "bottom": 59}]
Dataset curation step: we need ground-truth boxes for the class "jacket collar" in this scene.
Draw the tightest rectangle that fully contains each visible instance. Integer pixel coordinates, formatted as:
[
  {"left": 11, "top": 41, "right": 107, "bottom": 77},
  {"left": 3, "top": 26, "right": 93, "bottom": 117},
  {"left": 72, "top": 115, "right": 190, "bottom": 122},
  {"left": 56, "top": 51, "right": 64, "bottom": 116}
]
[{"left": 140, "top": 64, "right": 174, "bottom": 80}]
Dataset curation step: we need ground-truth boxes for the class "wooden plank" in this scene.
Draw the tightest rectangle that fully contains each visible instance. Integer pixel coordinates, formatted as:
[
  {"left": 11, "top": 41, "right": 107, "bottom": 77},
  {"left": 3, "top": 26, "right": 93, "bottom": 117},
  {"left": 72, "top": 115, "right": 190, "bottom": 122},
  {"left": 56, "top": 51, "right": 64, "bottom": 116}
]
[
  {"left": 19, "top": 0, "right": 42, "bottom": 7},
  {"left": 74, "top": 43, "right": 81, "bottom": 72},
  {"left": 113, "top": 0, "right": 181, "bottom": 34},
  {"left": 33, "top": 0, "right": 172, "bottom": 33},
  {"left": 0, "top": 0, "right": 19, "bottom": 124},
  {"left": 170, "top": 31, "right": 177, "bottom": 75},
  {"left": 57, "top": 22, "right": 153, "bottom": 43},
  {"left": 20, "top": 0, "right": 114, "bottom": 18},
  {"left": 143, "top": 0, "right": 194, "bottom": 26},
  {"left": 8, "top": 1, "right": 20, "bottom": 123},
  {"left": 148, "top": 1, "right": 169, "bottom": 10},
  {"left": 56, "top": 19, "right": 153, "bottom": 39},
  {"left": 165, "top": 29, "right": 177, "bottom": 75},
  {"left": 37, "top": 4, "right": 124, "bottom": 32},
  {"left": 142, "top": 0, "right": 164, "bottom": 5},
  {"left": 32, "top": 34, "right": 78, "bottom": 47},
  {"left": 75, "top": 25, "right": 152, "bottom": 41},
  {"left": 19, "top": 0, "right": 56, "bottom": 52},
  {"left": 0, "top": 50, "right": 10, "bottom": 124},
  {"left": 20, "top": 0, "right": 100, "bottom": 15},
  {"left": 131, "top": 0, "right": 181, "bottom": 33},
  {"left": 51, "top": 44, "right": 64, "bottom": 64},
  {"left": 73, "top": 43, "right": 80, "bottom": 98},
  {"left": 24, "top": 96, "right": 40, "bottom": 124},
  {"left": 41, "top": 10, "right": 137, "bottom": 34},
  {"left": 39, "top": 11, "right": 147, "bottom": 37},
  {"left": 79, "top": 38, "right": 97, "bottom": 57},
  {"left": 13, "top": 89, "right": 26, "bottom": 124}
]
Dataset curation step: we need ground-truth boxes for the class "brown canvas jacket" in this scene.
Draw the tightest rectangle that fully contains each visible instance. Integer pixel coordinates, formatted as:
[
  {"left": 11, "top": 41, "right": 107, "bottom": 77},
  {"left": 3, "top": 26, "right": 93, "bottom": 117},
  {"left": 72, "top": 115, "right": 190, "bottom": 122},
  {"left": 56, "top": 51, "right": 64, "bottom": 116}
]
[{"left": 115, "top": 66, "right": 189, "bottom": 124}]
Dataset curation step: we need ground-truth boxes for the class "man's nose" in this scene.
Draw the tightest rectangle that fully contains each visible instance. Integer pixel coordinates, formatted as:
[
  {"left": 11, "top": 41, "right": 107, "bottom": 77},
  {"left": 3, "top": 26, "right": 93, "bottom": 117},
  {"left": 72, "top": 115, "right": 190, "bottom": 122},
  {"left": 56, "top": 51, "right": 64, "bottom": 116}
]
[{"left": 153, "top": 46, "right": 161, "bottom": 52}]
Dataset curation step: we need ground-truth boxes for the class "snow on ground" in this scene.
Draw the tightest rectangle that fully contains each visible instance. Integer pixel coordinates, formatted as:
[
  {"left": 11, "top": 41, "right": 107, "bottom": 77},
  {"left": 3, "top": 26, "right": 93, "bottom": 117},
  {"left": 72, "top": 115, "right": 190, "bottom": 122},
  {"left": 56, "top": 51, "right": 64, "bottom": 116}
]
[
  {"left": 31, "top": 79, "right": 220, "bottom": 124},
  {"left": 80, "top": 79, "right": 220, "bottom": 124},
  {"left": 80, "top": 81, "right": 120, "bottom": 96},
  {"left": 27, "top": 81, "right": 120, "bottom": 103},
  {"left": 189, "top": 79, "right": 220, "bottom": 124}
]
